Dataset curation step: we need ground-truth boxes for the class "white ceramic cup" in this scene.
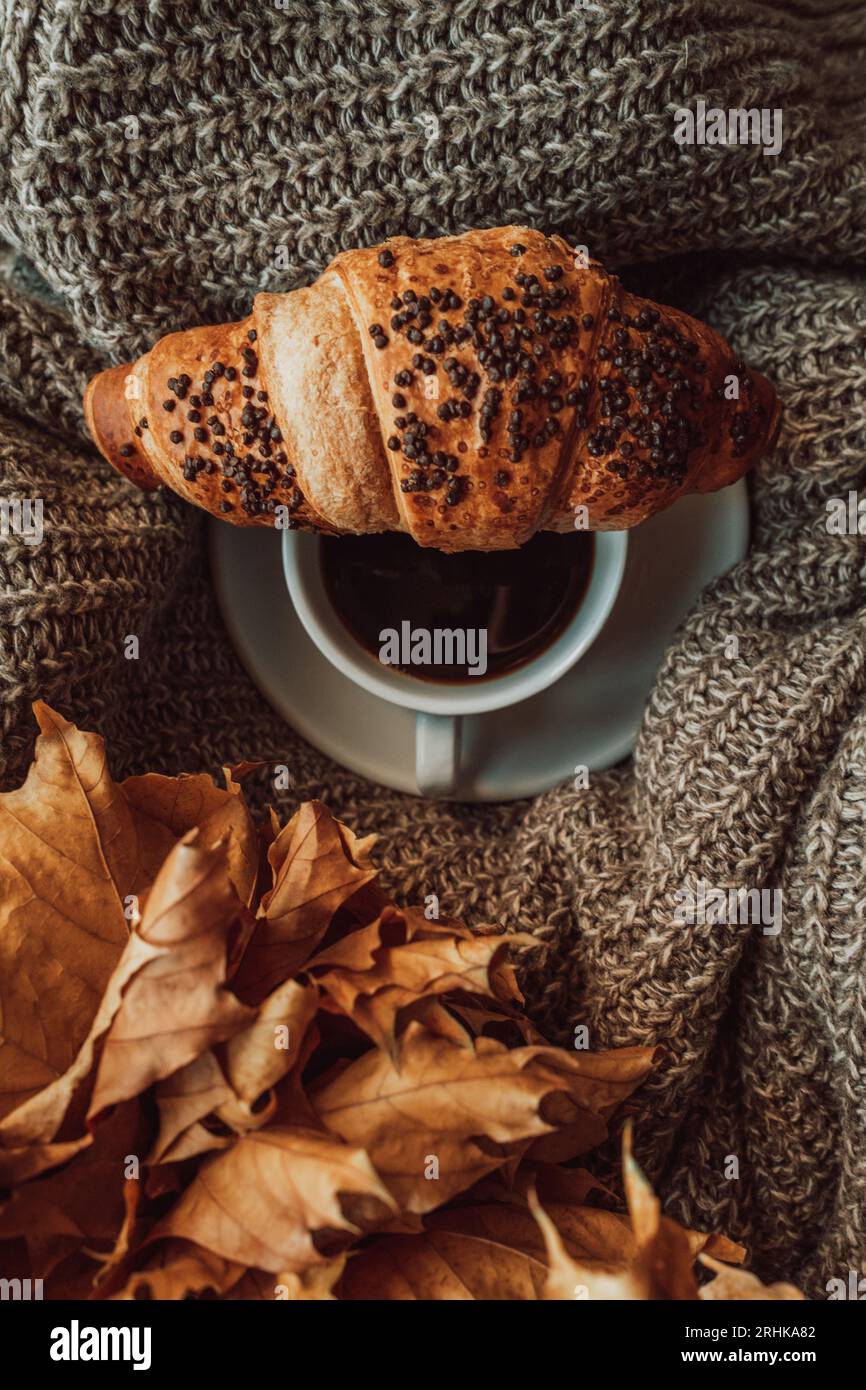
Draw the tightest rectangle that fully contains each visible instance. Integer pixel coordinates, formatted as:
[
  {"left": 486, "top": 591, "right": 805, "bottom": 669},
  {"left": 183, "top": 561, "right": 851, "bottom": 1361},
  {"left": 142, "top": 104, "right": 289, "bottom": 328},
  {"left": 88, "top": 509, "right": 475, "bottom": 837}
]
[{"left": 282, "top": 529, "right": 628, "bottom": 798}]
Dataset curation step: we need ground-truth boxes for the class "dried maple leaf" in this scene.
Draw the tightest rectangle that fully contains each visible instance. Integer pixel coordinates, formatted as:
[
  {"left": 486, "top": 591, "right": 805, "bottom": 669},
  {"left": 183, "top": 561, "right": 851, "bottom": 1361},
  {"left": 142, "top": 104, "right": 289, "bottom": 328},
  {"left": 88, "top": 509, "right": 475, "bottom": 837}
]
[
  {"left": 147, "top": 1126, "right": 397, "bottom": 1274},
  {"left": 338, "top": 1224, "right": 548, "bottom": 1300},
  {"left": 0, "top": 905, "right": 165, "bottom": 1170},
  {"left": 396, "top": 997, "right": 477, "bottom": 1048},
  {"left": 223, "top": 977, "right": 318, "bottom": 1106},
  {"left": 698, "top": 1255, "right": 806, "bottom": 1300},
  {"left": 153, "top": 979, "right": 321, "bottom": 1156},
  {"left": 149, "top": 1052, "right": 235, "bottom": 1165},
  {"left": 310, "top": 905, "right": 536, "bottom": 1055},
  {"left": 0, "top": 706, "right": 257, "bottom": 1151},
  {"left": 110, "top": 1239, "right": 246, "bottom": 1301},
  {"left": 87, "top": 833, "right": 254, "bottom": 1120},
  {"left": 528, "top": 1125, "right": 752, "bottom": 1301},
  {"left": 620, "top": 1123, "right": 702, "bottom": 1298},
  {"left": 0, "top": 1135, "right": 92, "bottom": 1188},
  {"left": 274, "top": 1256, "right": 346, "bottom": 1300},
  {"left": 2, "top": 708, "right": 799, "bottom": 1304},
  {"left": 530, "top": 1188, "right": 648, "bottom": 1299},
  {"left": 0, "top": 706, "right": 156, "bottom": 1122},
  {"left": 312, "top": 1023, "right": 654, "bottom": 1213},
  {"left": 232, "top": 802, "right": 378, "bottom": 1003},
  {"left": 222, "top": 1256, "right": 347, "bottom": 1301},
  {"left": 92, "top": 1174, "right": 147, "bottom": 1291},
  {"left": 338, "top": 1177, "right": 639, "bottom": 1300},
  {"left": 472, "top": 1163, "right": 608, "bottom": 1210},
  {"left": 0, "top": 1100, "right": 147, "bottom": 1284},
  {"left": 123, "top": 767, "right": 259, "bottom": 908},
  {"left": 447, "top": 998, "right": 546, "bottom": 1046},
  {"left": 310, "top": 905, "right": 474, "bottom": 973}
]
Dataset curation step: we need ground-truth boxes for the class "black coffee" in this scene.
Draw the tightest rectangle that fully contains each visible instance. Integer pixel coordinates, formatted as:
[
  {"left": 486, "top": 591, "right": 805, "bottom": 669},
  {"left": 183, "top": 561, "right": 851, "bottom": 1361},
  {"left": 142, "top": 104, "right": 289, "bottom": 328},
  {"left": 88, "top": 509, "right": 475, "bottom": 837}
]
[{"left": 319, "top": 530, "right": 594, "bottom": 682}]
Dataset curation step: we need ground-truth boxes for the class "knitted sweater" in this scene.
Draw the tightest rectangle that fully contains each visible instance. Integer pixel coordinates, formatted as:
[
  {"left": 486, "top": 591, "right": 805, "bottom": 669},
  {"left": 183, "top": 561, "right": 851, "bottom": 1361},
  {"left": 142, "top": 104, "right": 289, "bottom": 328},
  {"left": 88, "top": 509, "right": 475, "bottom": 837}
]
[{"left": 0, "top": 0, "right": 864, "bottom": 1296}]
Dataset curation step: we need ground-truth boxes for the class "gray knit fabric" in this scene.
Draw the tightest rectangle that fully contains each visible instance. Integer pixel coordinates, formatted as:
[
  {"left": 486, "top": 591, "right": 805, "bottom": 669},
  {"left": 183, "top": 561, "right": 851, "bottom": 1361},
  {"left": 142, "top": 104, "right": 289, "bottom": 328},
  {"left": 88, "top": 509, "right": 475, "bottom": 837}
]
[{"left": 0, "top": 0, "right": 865, "bottom": 1297}]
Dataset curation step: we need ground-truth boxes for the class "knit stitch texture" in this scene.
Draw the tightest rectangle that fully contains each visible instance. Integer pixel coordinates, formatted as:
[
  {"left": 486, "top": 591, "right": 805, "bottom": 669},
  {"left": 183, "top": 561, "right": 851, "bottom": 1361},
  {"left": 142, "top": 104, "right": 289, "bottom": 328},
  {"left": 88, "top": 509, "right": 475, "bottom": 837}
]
[{"left": 0, "top": 0, "right": 865, "bottom": 1296}]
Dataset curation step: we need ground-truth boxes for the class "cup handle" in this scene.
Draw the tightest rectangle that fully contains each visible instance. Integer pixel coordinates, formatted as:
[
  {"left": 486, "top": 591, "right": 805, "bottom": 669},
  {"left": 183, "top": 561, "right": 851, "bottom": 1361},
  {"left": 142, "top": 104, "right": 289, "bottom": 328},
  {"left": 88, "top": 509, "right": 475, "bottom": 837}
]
[{"left": 415, "top": 712, "right": 462, "bottom": 799}]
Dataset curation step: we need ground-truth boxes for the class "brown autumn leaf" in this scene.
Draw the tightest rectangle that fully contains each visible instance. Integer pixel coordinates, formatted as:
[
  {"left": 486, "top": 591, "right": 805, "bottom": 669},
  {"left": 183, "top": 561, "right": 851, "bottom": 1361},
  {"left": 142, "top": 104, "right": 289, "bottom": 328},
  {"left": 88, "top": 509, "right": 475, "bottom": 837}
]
[
  {"left": 149, "top": 1052, "right": 236, "bottom": 1165},
  {"left": 110, "top": 1240, "right": 246, "bottom": 1301},
  {"left": 223, "top": 977, "right": 319, "bottom": 1106},
  {"left": 310, "top": 905, "right": 536, "bottom": 1054},
  {"left": 266, "top": 1019, "right": 325, "bottom": 1134},
  {"left": 87, "top": 834, "right": 255, "bottom": 1120},
  {"left": 123, "top": 767, "right": 259, "bottom": 909},
  {"left": 146, "top": 979, "right": 321, "bottom": 1164},
  {"left": 0, "top": 1100, "right": 148, "bottom": 1283},
  {"left": 92, "top": 1174, "right": 146, "bottom": 1291},
  {"left": 447, "top": 998, "right": 547, "bottom": 1046},
  {"left": 338, "top": 1222, "right": 549, "bottom": 1300},
  {"left": 152, "top": 1121, "right": 234, "bottom": 1167},
  {"left": 472, "top": 1162, "right": 608, "bottom": 1210},
  {"left": 395, "top": 996, "right": 477, "bottom": 1048},
  {"left": 0, "top": 705, "right": 257, "bottom": 1151},
  {"left": 232, "top": 802, "right": 378, "bottom": 1003},
  {"left": 529, "top": 1125, "right": 752, "bottom": 1302},
  {"left": 2, "top": 706, "right": 802, "bottom": 1304},
  {"left": 0, "top": 905, "right": 165, "bottom": 1172},
  {"left": 309, "top": 905, "right": 478, "bottom": 974},
  {"left": 179, "top": 977, "right": 325, "bottom": 1148},
  {"left": 529, "top": 1186, "right": 643, "bottom": 1300},
  {"left": 147, "top": 1127, "right": 397, "bottom": 1273},
  {"left": 275, "top": 1256, "right": 346, "bottom": 1301},
  {"left": 488, "top": 955, "right": 525, "bottom": 1007},
  {"left": 0, "top": 705, "right": 157, "bottom": 1124},
  {"left": 621, "top": 1120, "right": 706, "bottom": 1299},
  {"left": 339, "top": 1181, "right": 647, "bottom": 1300},
  {"left": 699, "top": 1255, "right": 807, "bottom": 1301},
  {"left": 222, "top": 1256, "right": 347, "bottom": 1301},
  {"left": 0, "top": 1135, "right": 92, "bottom": 1188},
  {"left": 436, "top": 1200, "right": 633, "bottom": 1272},
  {"left": 312, "top": 1022, "right": 655, "bottom": 1213},
  {"left": 2, "top": 834, "right": 254, "bottom": 1177}
]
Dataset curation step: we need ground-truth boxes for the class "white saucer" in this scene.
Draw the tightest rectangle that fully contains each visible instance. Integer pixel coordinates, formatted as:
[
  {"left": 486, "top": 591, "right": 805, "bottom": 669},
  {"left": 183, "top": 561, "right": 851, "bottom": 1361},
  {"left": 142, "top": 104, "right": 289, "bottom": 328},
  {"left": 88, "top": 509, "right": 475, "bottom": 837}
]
[{"left": 209, "top": 482, "right": 748, "bottom": 802}]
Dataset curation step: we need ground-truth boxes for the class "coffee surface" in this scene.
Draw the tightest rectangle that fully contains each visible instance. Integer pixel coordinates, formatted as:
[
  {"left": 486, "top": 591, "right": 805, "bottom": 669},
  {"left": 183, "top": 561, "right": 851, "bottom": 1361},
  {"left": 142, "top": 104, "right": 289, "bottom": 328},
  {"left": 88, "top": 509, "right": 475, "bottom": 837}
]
[{"left": 320, "top": 531, "right": 594, "bottom": 682}]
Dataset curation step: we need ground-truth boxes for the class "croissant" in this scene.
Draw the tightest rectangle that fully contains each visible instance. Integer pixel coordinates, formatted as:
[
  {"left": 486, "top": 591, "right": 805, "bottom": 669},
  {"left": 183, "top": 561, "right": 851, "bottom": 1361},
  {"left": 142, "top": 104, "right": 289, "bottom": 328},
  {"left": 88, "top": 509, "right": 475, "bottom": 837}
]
[{"left": 84, "top": 226, "right": 780, "bottom": 551}]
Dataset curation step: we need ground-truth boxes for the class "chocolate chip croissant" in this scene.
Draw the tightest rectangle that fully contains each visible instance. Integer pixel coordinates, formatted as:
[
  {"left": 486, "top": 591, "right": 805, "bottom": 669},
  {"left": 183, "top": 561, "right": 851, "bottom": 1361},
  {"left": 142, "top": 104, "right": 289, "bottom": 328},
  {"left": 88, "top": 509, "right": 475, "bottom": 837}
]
[{"left": 84, "top": 226, "right": 780, "bottom": 551}]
